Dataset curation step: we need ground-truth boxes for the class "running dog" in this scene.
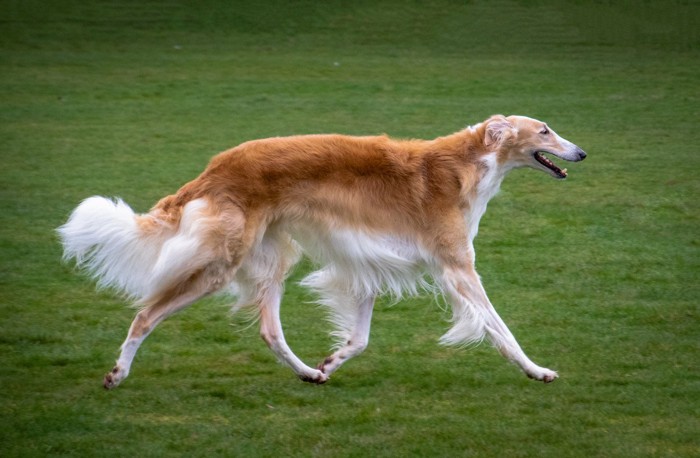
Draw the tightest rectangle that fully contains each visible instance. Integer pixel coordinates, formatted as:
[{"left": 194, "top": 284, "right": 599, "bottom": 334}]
[{"left": 58, "top": 115, "right": 586, "bottom": 389}]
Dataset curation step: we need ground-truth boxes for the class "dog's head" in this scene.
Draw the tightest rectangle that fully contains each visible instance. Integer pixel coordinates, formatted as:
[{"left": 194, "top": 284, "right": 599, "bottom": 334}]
[{"left": 483, "top": 115, "right": 586, "bottom": 179}]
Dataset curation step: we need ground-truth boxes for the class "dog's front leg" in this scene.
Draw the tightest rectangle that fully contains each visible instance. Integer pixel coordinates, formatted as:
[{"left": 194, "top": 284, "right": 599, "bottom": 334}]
[
  {"left": 440, "top": 267, "right": 558, "bottom": 383},
  {"left": 317, "top": 295, "right": 375, "bottom": 377}
]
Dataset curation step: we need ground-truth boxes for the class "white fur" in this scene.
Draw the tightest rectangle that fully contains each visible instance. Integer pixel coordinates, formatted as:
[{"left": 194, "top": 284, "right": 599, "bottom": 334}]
[
  {"left": 227, "top": 225, "right": 434, "bottom": 349},
  {"left": 58, "top": 197, "right": 212, "bottom": 303},
  {"left": 468, "top": 153, "right": 506, "bottom": 243},
  {"left": 295, "top": 226, "right": 430, "bottom": 299},
  {"left": 436, "top": 269, "right": 486, "bottom": 347},
  {"left": 291, "top": 227, "right": 432, "bottom": 346}
]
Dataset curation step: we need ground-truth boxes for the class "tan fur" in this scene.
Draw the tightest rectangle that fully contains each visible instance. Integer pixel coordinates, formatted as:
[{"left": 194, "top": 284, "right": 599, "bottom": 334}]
[{"left": 150, "top": 126, "right": 491, "bottom": 270}]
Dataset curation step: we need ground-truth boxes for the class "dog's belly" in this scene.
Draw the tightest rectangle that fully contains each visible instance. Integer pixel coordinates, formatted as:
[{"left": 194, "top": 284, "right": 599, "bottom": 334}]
[{"left": 289, "top": 224, "right": 430, "bottom": 298}]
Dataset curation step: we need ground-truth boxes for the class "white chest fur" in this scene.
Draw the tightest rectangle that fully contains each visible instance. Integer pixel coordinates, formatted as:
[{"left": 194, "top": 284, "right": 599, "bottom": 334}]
[{"left": 467, "top": 153, "right": 506, "bottom": 243}]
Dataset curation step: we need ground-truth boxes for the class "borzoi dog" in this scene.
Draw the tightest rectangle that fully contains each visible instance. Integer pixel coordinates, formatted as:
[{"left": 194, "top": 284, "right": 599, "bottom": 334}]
[{"left": 58, "top": 115, "right": 586, "bottom": 389}]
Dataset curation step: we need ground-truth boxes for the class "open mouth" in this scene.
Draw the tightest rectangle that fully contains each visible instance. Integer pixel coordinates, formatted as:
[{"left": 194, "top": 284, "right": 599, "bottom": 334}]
[{"left": 534, "top": 152, "right": 568, "bottom": 179}]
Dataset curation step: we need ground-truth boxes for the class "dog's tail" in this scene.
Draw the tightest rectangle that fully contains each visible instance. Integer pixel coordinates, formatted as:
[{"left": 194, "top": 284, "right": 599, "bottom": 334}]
[{"left": 58, "top": 196, "right": 217, "bottom": 304}]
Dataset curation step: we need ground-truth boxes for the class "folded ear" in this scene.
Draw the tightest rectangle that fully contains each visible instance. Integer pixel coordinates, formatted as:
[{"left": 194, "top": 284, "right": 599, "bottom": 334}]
[{"left": 484, "top": 115, "right": 515, "bottom": 148}]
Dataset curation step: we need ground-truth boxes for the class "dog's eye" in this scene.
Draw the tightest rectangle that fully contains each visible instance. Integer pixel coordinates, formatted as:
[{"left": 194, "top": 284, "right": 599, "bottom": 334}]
[{"left": 540, "top": 127, "right": 549, "bottom": 135}]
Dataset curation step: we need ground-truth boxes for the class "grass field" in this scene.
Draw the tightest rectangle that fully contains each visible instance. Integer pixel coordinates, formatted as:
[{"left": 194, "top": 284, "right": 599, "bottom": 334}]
[{"left": 1, "top": 1, "right": 699, "bottom": 456}]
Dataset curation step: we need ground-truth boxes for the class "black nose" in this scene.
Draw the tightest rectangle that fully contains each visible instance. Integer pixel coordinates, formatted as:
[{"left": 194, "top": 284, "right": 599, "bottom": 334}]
[{"left": 577, "top": 149, "right": 587, "bottom": 161}]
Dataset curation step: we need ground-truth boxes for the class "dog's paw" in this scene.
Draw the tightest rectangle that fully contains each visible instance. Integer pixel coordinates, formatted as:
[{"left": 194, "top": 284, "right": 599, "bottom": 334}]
[
  {"left": 299, "top": 369, "right": 329, "bottom": 385},
  {"left": 527, "top": 368, "right": 558, "bottom": 383},
  {"left": 103, "top": 366, "right": 126, "bottom": 390}
]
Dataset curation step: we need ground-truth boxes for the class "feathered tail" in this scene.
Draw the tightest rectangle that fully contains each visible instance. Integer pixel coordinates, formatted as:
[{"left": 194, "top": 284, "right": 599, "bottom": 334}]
[{"left": 58, "top": 196, "right": 214, "bottom": 304}]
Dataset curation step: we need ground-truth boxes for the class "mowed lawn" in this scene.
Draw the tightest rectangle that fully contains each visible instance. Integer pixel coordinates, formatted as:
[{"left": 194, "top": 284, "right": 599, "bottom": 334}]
[{"left": 1, "top": 1, "right": 698, "bottom": 456}]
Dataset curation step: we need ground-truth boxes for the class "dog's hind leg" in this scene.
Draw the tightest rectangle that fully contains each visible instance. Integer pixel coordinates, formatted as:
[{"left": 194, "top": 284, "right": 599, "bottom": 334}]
[
  {"left": 257, "top": 282, "right": 328, "bottom": 384},
  {"left": 103, "top": 260, "right": 237, "bottom": 389},
  {"left": 104, "top": 288, "right": 207, "bottom": 389},
  {"left": 316, "top": 295, "right": 375, "bottom": 377},
  {"left": 440, "top": 266, "right": 558, "bottom": 383},
  {"left": 241, "top": 229, "right": 326, "bottom": 383}
]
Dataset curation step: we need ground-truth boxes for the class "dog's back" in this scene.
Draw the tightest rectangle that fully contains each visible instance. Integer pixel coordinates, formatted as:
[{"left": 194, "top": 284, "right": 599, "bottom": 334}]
[{"left": 158, "top": 131, "right": 485, "bottom": 242}]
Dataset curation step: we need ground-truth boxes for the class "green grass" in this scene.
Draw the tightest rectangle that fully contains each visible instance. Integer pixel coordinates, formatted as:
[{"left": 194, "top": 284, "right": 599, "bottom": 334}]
[{"left": 1, "top": 0, "right": 699, "bottom": 456}]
